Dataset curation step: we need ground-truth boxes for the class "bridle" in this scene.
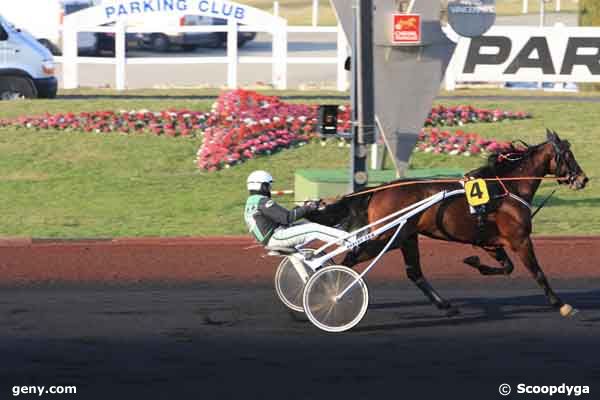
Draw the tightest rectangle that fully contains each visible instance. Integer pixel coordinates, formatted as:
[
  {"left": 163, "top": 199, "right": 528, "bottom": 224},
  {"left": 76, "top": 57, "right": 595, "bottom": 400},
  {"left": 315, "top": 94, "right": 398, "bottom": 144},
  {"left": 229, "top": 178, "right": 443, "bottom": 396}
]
[{"left": 549, "top": 139, "right": 579, "bottom": 185}]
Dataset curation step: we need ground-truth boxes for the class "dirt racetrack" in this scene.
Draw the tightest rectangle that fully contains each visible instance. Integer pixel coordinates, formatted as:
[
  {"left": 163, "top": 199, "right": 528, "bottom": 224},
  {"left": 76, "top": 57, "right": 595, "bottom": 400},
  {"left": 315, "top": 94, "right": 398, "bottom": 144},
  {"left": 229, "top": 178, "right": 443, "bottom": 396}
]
[
  {"left": 1, "top": 236, "right": 599, "bottom": 400},
  {"left": 1, "top": 236, "right": 599, "bottom": 283}
]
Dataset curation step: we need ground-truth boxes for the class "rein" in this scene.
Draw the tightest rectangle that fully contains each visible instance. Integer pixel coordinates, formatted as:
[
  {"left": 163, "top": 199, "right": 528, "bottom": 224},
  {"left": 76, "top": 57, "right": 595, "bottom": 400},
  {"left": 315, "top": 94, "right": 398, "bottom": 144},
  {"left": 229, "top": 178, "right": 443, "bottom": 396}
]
[
  {"left": 531, "top": 189, "right": 557, "bottom": 219},
  {"left": 344, "top": 176, "right": 569, "bottom": 199}
]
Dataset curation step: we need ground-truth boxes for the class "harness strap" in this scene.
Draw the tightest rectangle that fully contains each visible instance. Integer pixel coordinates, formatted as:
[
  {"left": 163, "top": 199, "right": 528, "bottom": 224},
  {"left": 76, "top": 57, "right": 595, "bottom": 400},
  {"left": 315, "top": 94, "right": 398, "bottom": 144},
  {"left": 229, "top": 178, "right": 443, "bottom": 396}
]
[
  {"left": 345, "top": 176, "right": 568, "bottom": 198},
  {"left": 508, "top": 193, "right": 533, "bottom": 213},
  {"left": 531, "top": 189, "right": 557, "bottom": 219}
]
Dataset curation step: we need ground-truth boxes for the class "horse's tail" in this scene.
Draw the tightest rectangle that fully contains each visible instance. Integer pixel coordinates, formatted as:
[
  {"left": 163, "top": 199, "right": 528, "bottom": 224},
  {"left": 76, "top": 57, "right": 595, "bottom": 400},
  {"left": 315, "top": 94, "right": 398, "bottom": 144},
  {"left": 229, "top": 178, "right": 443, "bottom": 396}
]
[{"left": 307, "top": 192, "right": 372, "bottom": 231}]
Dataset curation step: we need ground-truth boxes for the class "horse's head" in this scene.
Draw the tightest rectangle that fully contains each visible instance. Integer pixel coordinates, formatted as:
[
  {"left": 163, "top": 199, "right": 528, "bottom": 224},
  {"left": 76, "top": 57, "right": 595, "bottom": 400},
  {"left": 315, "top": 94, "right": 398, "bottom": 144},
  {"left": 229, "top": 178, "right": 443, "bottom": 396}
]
[{"left": 546, "top": 129, "right": 588, "bottom": 190}]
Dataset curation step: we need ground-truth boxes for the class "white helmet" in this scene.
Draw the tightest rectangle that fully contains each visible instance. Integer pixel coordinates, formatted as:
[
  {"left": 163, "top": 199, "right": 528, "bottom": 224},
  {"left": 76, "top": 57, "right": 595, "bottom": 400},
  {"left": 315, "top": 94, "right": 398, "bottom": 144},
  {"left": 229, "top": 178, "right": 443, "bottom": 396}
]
[{"left": 247, "top": 170, "right": 273, "bottom": 192}]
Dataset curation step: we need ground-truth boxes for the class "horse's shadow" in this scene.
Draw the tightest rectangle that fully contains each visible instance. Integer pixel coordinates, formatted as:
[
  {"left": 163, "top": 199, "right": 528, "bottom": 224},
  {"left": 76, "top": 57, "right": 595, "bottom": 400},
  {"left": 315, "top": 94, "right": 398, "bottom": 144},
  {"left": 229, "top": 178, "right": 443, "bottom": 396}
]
[{"left": 354, "top": 289, "right": 600, "bottom": 332}]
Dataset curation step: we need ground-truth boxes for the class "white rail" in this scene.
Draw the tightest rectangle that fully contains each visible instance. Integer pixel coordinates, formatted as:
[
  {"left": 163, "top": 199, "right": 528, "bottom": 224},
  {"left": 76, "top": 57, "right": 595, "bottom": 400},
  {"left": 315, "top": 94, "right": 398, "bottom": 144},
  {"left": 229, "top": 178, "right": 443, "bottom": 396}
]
[{"left": 57, "top": 21, "right": 349, "bottom": 91}]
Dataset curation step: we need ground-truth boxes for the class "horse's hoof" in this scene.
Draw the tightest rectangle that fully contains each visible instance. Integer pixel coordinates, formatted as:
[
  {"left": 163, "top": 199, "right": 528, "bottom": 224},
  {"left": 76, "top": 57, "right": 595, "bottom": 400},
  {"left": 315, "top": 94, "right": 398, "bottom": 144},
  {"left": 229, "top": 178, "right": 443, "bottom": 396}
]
[
  {"left": 445, "top": 306, "right": 461, "bottom": 317},
  {"left": 560, "top": 304, "right": 579, "bottom": 318},
  {"left": 463, "top": 256, "right": 480, "bottom": 268}
]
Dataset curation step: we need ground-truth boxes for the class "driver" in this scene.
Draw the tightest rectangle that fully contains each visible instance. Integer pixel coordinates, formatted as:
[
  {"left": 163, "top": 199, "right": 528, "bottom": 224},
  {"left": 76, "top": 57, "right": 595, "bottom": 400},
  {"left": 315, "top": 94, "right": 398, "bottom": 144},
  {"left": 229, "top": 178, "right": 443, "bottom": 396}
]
[{"left": 244, "top": 170, "right": 350, "bottom": 249}]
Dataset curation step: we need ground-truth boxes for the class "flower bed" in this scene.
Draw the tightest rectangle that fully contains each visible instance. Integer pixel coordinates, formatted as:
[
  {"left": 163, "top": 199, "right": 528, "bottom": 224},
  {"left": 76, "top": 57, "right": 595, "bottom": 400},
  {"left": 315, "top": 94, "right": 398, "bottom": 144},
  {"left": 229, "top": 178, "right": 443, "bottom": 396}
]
[
  {"left": 415, "top": 128, "right": 511, "bottom": 156},
  {"left": 195, "top": 91, "right": 527, "bottom": 170},
  {"left": 0, "top": 89, "right": 531, "bottom": 171},
  {"left": 0, "top": 110, "right": 209, "bottom": 137},
  {"left": 197, "top": 90, "right": 316, "bottom": 171},
  {"left": 425, "top": 105, "right": 530, "bottom": 127}
]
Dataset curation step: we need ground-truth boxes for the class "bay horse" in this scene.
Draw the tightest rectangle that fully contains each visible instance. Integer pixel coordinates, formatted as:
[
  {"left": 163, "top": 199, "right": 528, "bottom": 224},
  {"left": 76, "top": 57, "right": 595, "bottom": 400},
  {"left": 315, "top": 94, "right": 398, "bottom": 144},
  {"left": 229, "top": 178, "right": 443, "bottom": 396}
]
[{"left": 306, "top": 130, "right": 589, "bottom": 317}]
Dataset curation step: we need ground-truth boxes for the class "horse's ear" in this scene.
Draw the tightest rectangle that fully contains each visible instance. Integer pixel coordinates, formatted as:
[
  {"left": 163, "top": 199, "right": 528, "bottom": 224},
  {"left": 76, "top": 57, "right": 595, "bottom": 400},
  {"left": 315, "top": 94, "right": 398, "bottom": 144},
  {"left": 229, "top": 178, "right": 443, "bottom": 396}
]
[
  {"left": 546, "top": 128, "right": 556, "bottom": 142},
  {"left": 552, "top": 130, "right": 562, "bottom": 142}
]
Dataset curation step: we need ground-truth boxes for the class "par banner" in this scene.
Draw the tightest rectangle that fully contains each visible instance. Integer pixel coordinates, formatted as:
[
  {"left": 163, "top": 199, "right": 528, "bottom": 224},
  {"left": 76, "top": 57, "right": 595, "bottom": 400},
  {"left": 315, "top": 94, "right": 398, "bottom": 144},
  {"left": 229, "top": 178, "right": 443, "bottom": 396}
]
[{"left": 453, "top": 25, "right": 600, "bottom": 83}]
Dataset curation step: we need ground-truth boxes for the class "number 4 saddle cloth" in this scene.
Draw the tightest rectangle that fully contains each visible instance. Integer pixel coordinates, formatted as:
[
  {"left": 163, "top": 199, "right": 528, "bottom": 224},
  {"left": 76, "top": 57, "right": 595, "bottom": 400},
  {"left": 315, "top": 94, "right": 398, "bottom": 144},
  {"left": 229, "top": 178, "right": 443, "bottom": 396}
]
[{"left": 461, "top": 177, "right": 530, "bottom": 215}]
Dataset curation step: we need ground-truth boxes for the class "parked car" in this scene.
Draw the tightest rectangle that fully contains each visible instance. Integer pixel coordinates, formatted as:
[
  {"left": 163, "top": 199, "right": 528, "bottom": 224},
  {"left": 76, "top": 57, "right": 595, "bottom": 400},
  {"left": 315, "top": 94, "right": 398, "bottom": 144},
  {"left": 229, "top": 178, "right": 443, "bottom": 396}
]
[
  {"left": 0, "top": 15, "right": 57, "bottom": 99},
  {"left": 94, "top": 26, "right": 143, "bottom": 56},
  {"left": 62, "top": 0, "right": 98, "bottom": 55},
  {"left": 0, "top": 0, "right": 98, "bottom": 56},
  {"left": 0, "top": 0, "right": 62, "bottom": 55},
  {"left": 138, "top": 15, "right": 256, "bottom": 52},
  {"left": 211, "top": 17, "right": 257, "bottom": 49}
]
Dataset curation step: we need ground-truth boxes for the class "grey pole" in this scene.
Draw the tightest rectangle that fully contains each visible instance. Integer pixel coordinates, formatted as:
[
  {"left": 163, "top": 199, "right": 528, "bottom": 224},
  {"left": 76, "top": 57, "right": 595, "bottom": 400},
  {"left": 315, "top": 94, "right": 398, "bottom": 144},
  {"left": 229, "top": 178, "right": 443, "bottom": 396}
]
[{"left": 351, "top": 0, "right": 375, "bottom": 192}]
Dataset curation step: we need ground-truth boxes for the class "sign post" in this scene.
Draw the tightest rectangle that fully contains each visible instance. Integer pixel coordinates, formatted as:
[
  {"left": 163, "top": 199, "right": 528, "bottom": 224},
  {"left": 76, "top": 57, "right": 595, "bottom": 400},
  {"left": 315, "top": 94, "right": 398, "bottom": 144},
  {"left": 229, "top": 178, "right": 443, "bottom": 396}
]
[
  {"left": 351, "top": 0, "right": 376, "bottom": 191},
  {"left": 331, "top": 0, "right": 496, "bottom": 181}
]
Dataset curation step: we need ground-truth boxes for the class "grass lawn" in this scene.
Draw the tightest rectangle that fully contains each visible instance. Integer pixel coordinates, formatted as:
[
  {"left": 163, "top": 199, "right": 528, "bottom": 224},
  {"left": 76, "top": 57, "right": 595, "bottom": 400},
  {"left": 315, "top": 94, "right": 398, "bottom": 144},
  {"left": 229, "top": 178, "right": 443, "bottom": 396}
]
[
  {"left": 494, "top": 0, "right": 579, "bottom": 16},
  {"left": 0, "top": 89, "right": 598, "bottom": 237}
]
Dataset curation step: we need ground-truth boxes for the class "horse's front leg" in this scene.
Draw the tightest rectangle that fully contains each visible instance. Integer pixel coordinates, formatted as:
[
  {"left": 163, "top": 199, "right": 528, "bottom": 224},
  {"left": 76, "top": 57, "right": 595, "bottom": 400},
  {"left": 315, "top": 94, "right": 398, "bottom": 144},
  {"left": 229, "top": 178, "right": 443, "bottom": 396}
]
[
  {"left": 512, "top": 236, "right": 578, "bottom": 317},
  {"left": 464, "top": 247, "right": 515, "bottom": 276}
]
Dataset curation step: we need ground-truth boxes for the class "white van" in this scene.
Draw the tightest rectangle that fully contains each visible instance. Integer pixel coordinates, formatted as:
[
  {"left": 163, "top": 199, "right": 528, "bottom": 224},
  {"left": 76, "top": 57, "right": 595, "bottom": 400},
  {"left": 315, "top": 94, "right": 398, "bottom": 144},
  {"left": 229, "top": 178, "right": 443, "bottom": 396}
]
[
  {"left": 0, "top": 0, "right": 97, "bottom": 55},
  {"left": 0, "top": 15, "right": 58, "bottom": 99}
]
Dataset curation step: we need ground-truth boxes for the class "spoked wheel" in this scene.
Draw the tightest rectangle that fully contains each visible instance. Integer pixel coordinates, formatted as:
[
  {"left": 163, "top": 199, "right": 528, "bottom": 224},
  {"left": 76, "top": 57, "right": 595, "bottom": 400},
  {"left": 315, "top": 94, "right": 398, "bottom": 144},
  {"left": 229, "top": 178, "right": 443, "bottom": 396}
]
[
  {"left": 274, "top": 250, "right": 317, "bottom": 313},
  {"left": 303, "top": 265, "right": 369, "bottom": 333}
]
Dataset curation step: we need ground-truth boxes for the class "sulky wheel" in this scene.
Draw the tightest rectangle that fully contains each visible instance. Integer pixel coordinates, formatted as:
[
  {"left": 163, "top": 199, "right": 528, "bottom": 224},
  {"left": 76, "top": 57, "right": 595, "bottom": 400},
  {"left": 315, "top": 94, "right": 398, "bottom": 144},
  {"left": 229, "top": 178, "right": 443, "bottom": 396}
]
[
  {"left": 274, "top": 250, "right": 318, "bottom": 313},
  {"left": 303, "top": 265, "right": 369, "bottom": 333}
]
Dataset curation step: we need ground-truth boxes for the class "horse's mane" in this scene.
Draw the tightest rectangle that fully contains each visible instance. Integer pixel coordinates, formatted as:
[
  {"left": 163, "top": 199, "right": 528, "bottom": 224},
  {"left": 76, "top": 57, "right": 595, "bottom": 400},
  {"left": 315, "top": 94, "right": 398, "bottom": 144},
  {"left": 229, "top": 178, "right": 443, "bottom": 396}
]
[{"left": 466, "top": 141, "right": 545, "bottom": 178}]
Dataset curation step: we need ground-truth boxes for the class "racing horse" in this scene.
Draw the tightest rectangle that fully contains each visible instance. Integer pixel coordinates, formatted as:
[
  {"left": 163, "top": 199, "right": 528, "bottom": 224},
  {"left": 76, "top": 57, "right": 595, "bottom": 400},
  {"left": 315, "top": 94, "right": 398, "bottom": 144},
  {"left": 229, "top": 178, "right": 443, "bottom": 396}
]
[{"left": 306, "top": 130, "right": 588, "bottom": 317}]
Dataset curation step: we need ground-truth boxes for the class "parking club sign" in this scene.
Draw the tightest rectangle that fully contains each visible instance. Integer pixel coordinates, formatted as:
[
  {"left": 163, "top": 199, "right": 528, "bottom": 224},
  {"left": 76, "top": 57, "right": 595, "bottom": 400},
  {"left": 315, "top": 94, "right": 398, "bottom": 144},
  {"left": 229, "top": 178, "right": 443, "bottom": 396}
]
[{"left": 391, "top": 14, "right": 421, "bottom": 44}]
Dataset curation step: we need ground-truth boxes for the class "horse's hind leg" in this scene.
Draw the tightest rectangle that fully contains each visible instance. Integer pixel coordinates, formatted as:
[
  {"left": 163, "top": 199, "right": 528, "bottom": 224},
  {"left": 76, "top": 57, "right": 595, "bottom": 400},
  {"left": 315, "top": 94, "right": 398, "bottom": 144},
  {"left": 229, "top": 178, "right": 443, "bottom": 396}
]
[
  {"left": 341, "top": 239, "right": 387, "bottom": 267},
  {"left": 402, "top": 235, "right": 459, "bottom": 317},
  {"left": 464, "top": 247, "right": 515, "bottom": 276},
  {"left": 512, "top": 236, "right": 578, "bottom": 317}
]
